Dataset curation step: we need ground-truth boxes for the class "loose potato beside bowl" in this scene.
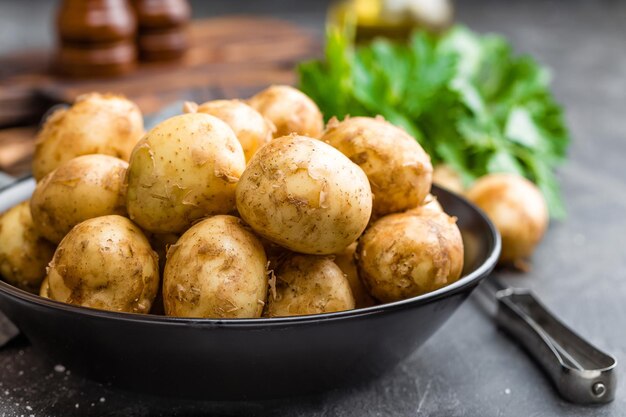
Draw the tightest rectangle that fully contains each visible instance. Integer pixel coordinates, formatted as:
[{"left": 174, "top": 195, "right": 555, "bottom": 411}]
[{"left": 467, "top": 173, "right": 548, "bottom": 265}]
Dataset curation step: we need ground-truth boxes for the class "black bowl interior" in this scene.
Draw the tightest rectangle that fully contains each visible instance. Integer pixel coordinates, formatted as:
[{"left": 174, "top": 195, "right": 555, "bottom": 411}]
[{"left": 0, "top": 178, "right": 500, "bottom": 400}]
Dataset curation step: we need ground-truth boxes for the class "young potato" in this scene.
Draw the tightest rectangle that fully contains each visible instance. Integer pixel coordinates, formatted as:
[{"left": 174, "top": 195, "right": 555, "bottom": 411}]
[
  {"left": 236, "top": 135, "right": 372, "bottom": 255},
  {"left": 248, "top": 85, "right": 324, "bottom": 138},
  {"left": 39, "top": 276, "right": 50, "bottom": 298},
  {"left": 125, "top": 113, "right": 246, "bottom": 234},
  {"left": 163, "top": 215, "right": 267, "bottom": 319},
  {"left": 322, "top": 116, "right": 433, "bottom": 217},
  {"left": 187, "top": 99, "right": 274, "bottom": 162},
  {"left": 357, "top": 210, "right": 464, "bottom": 303},
  {"left": 466, "top": 173, "right": 548, "bottom": 265},
  {"left": 32, "top": 93, "right": 144, "bottom": 181},
  {"left": 406, "top": 193, "right": 444, "bottom": 217},
  {"left": 30, "top": 154, "right": 128, "bottom": 244},
  {"left": 0, "top": 201, "right": 56, "bottom": 293},
  {"left": 46, "top": 215, "right": 159, "bottom": 313},
  {"left": 432, "top": 164, "right": 464, "bottom": 194},
  {"left": 333, "top": 242, "right": 376, "bottom": 308},
  {"left": 267, "top": 254, "right": 355, "bottom": 317}
]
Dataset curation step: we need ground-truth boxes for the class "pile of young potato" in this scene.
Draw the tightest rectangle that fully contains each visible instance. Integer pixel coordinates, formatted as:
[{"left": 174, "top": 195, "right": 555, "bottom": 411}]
[{"left": 0, "top": 86, "right": 466, "bottom": 318}]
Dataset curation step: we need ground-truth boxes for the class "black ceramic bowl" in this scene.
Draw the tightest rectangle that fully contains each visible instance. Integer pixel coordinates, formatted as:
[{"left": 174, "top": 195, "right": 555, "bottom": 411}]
[{"left": 0, "top": 178, "right": 500, "bottom": 400}]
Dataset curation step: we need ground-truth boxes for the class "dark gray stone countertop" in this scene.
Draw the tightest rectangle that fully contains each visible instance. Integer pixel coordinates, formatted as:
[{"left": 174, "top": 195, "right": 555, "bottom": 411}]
[{"left": 0, "top": 0, "right": 624, "bottom": 415}]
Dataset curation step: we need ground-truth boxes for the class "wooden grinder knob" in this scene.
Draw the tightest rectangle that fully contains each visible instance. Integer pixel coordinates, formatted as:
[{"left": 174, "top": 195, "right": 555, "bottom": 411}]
[{"left": 56, "top": 0, "right": 138, "bottom": 77}]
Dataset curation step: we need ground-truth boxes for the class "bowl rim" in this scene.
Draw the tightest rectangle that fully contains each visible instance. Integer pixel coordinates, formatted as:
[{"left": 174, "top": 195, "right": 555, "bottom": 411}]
[{"left": 0, "top": 178, "right": 501, "bottom": 327}]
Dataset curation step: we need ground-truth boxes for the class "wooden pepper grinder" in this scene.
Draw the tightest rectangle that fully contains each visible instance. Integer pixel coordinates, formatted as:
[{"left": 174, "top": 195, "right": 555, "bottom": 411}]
[
  {"left": 132, "top": 0, "right": 191, "bottom": 62},
  {"left": 56, "top": 0, "right": 138, "bottom": 78}
]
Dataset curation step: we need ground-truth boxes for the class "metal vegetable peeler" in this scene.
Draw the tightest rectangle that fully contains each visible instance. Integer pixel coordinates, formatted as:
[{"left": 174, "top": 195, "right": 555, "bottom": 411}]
[{"left": 476, "top": 276, "right": 617, "bottom": 404}]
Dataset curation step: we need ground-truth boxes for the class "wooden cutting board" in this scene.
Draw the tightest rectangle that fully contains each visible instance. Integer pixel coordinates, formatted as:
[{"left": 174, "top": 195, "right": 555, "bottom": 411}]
[{"left": 0, "top": 16, "right": 320, "bottom": 177}]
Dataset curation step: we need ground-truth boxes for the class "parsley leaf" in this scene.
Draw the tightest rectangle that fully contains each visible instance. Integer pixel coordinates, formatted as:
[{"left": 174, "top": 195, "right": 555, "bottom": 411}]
[{"left": 298, "top": 25, "right": 570, "bottom": 218}]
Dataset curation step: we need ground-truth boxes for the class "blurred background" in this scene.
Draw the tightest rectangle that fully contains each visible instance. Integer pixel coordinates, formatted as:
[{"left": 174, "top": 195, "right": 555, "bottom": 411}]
[
  {"left": 0, "top": 0, "right": 331, "bottom": 54},
  {"left": 0, "top": 1, "right": 624, "bottom": 416}
]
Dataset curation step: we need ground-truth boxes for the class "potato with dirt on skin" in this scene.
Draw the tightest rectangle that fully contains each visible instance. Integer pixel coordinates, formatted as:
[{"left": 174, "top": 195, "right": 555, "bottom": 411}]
[
  {"left": 30, "top": 154, "right": 128, "bottom": 244},
  {"left": 236, "top": 135, "right": 372, "bottom": 255},
  {"left": 333, "top": 242, "right": 376, "bottom": 308},
  {"left": 467, "top": 173, "right": 548, "bottom": 265},
  {"left": 322, "top": 116, "right": 433, "bottom": 217},
  {"left": 185, "top": 99, "right": 275, "bottom": 162},
  {"left": 405, "top": 193, "right": 444, "bottom": 217},
  {"left": 267, "top": 254, "right": 355, "bottom": 317},
  {"left": 248, "top": 85, "right": 324, "bottom": 138},
  {"left": 32, "top": 93, "right": 144, "bottom": 181},
  {"left": 46, "top": 215, "right": 159, "bottom": 313},
  {"left": 125, "top": 113, "right": 246, "bottom": 234},
  {"left": 163, "top": 215, "right": 267, "bottom": 319},
  {"left": 357, "top": 210, "right": 464, "bottom": 303},
  {"left": 0, "top": 201, "right": 56, "bottom": 293}
]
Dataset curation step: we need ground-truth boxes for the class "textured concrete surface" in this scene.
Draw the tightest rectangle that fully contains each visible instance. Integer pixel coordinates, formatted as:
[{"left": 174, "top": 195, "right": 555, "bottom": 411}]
[{"left": 0, "top": 0, "right": 624, "bottom": 415}]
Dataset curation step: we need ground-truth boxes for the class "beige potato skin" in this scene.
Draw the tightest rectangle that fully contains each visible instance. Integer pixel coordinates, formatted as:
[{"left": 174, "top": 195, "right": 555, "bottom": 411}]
[
  {"left": 163, "top": 215, "right": 268, "bottom": 319},
  {"left": 32, "top": 93, "right": 144, "bottom": 181},
  {"left": 125, "top": 113, "right": 246, "bottom": 234},
  {"left": 322, "top": 116, "right": 433, "bottom": 217},
  {"left": 406, "top": 193, "right": 444, "bottom": 216},
  {"left": 0, "top": 202, "right": 56, "bottom": 293},
  {"left": 432, "top": 164, "right": 464, "bottom": 194},
  {"left": 248, "top": 85, "right": 324, "bottom": 138},
  {"left": 46, "top": 215, "right": 159, "bottom": 313},
  {"left": 192, "top": 99, "right": 274, "bottom": 162},
  {"left": 357, "top": 211, "right": 464, "bottom": 303},
  {"left": 466, "top": 173, "right": 548, "bottom": 264},
  {"left": 236, "top": 135, "right": 373, "bottom": 255},
  {"left": 333, "top": 242, "right": 376, "bottom": 308},
  {"left": 30, "top": 154, "right": 128, "bottom": 244},
  {"left": 39, "top": 276, "right": 50, "bottom": 298},
  {"left": 267, "top": 254, "right": 355, "bottom": 317}
]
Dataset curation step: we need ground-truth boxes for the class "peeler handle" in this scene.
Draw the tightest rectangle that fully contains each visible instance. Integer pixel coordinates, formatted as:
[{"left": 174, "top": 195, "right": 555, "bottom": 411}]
[{"left": 495, "top": 288, "right": 617, "bottom": 404}]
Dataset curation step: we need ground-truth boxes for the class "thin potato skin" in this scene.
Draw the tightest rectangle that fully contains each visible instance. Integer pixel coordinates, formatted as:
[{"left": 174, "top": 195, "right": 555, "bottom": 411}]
[
  {"left": 46, "top": 215, "right": 159, "bottom": 313},
  {"left": 322, "top": 116, "right": 433, "bottom": 217},
  {"left": 236, "top": 135, "right": 373, "bottom": 255},
  {"left": 32, "top": 93, "right": 144, "bottom": 181},
  {"left": 30, "top": 154, "right": 128, "bottom": 244},
  {"left": 466, "top": 173, "right": 548, "bottom": 264},
  {"left": 193, "top": 99, "right": 274, "bottom": 162},
  {"left": 357, "top": 211, "right": 464, "bottom": 303},
  {"left": 0, "top": 201, "right": 56, "bottom": 293},
  {"left": 267, "top": 254, "right": 355, "bottom": 317},
  {"left": 405, "top": 193, "right": 444, "bottom": 217},
  {"left": 39, "top": 276, "right": 50, "bottom": 298},
  {"left": 333, "top": 242, "right": 376, "bottom": 308},
  {"left": 125, "top": 113, "right": 246, "bottom": 234},
  {"left": 163, "top": 215, "right": 267, "bottom": 318},
  {"left": 248, "top": 85, "right": 324, "bottom": 138}
]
